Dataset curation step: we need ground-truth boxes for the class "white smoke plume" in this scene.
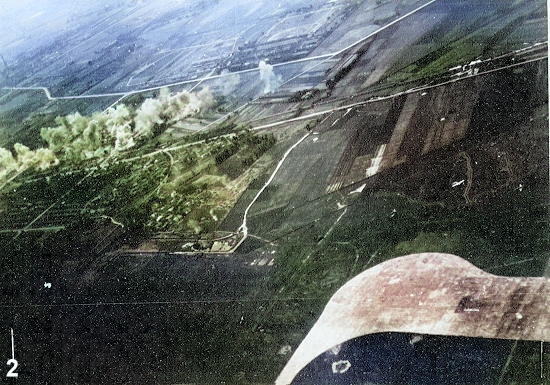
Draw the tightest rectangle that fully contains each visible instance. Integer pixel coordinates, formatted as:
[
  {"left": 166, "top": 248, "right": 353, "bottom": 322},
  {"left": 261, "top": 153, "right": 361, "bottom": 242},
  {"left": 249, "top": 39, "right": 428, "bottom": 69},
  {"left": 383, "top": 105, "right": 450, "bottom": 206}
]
[
  {"left": 105, "top": 104, "right": 131, "bottom": 136},
  {"left": 194, "top": 87, "right": 216, "bottom": 115},
  {"left": 164, "top": 87, "right": 216, "bottom": 120},
  {"left": 259, "top": 60, "right": 282, "bottom": 94},
  {"left": 66, "top": 112, "right": 88, "bottom": 137},
  {"left": 8, "top": 87, "right": 218, "bottom": 175},
  {"left": 12, "top": 143, "right": 59, "bottom": 172},
  {"left": 41, "top": 125, "right": 73, "bottom": 153},
  {"left": 14, "top": 143, "right": 38, "bottom": 169},
  {"left": 0, "top": 148, "right": 15, "bottom": 169},
  {"left": 0, "top": 144, "right": 59, "bottom": 182},
  {"left": 114, "top": 129, "right": 135, "bottom": 152},
  {"left": 134, "top": 98, "right": 165, "bottom": 137},
  {"left": 33, "top": 148, "right": 59, "bottom": 171},
  {"left": 0, "top": 147, "right": 17, "bottom": 180}
]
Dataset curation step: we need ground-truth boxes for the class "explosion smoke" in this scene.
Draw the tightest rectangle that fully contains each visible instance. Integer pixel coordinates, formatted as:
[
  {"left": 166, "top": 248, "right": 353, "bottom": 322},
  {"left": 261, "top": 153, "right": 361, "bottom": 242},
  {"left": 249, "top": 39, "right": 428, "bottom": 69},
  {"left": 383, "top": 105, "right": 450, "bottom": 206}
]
[
  {"left": 0, "top": 139, "right": 60, "bottom": 182},
  {"left": 0, "top": 87, "right": 218, "bottom": 183},
  {"left": 164, "top": 87, "right": 216, "bottom": 120},
  {"left": 135, "top": 98, "right": 164, "bottom": 137},
  {"left": 259, "top": 60, "right": 282, "bottom": 94},
  {"left": 0, "top": 147, "right": 16, "bottom": 180}
]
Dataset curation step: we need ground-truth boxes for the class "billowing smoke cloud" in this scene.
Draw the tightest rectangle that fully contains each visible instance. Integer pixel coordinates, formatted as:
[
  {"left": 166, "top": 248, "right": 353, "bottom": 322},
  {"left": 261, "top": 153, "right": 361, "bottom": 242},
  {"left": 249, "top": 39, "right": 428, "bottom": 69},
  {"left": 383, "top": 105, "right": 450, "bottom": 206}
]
[
  {"left": 195, "top": 87, "right": 216, "bottom": 113},
  {"left": 135, "top": 98, "right": 164, "bottom": 137},
  {"left": 0, "top": 148, "right": 15, "bottom": 169},
  {"left": 162, "top": 87, "right": 215, "bottom": 120},
  {"left": 38, "top": 87, "right": 216, "bottom": 164},
  {"left": 0, "top": 86, "right": 220, "bottom": 183},
  {"left": 33, "top": 147, "right": 60, "bottom": 171},
  {"left": 14, "top": 143, "right": 59, "bottom": 170},
  {"left": 0, "top": 143, "right": 59, "bottom": 182},
  {"left": 114, "top": 129, "right": 135, "bottom": 152},
  {"left": 259, "top": 60, "right": 282, "bottom": 94},
  {"left": 0, "top": 147, "right": 17, "bottom": 181}
]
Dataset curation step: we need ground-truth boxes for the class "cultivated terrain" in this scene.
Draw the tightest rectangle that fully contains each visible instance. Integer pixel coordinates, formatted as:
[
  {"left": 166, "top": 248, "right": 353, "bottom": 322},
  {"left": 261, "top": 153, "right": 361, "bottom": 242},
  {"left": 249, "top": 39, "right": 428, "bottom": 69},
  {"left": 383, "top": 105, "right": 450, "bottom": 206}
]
[{"left": 0, "top": 0, "right": 548, "bottom": 383}]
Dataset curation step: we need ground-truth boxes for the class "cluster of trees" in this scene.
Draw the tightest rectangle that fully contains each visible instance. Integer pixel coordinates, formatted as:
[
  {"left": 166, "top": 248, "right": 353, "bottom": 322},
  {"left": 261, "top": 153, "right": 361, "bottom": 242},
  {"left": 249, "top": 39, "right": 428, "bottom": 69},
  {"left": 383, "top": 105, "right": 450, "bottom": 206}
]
[
  {"left": 238, "top": 131, "right": 277, "bottom": 166},
  {"left": 146, "top": 131, "right": 276, "bottom": 235}
]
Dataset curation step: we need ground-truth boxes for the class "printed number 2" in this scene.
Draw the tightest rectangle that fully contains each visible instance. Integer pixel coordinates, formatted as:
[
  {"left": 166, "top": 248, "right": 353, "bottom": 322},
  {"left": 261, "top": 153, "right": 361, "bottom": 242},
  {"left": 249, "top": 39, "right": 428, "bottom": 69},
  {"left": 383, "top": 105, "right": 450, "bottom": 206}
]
[{"left": 6, "top": 359, "right": 18, "bottom": 378}]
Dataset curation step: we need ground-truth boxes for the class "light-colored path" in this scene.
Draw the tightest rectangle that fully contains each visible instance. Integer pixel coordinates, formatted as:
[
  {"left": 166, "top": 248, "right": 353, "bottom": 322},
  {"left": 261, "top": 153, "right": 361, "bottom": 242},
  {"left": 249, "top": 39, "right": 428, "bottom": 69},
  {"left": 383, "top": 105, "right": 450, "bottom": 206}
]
[{"left": 233, "top": 132, "right": 310, "bottom": 250}]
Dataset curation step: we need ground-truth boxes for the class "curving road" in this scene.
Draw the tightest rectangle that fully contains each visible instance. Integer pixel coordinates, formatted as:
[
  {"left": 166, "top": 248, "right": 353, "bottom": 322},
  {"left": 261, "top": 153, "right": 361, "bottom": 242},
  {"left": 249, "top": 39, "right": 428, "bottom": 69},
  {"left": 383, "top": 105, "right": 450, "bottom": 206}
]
[{"left": 234, "top": 132, "right": 310, "bottom": 250}]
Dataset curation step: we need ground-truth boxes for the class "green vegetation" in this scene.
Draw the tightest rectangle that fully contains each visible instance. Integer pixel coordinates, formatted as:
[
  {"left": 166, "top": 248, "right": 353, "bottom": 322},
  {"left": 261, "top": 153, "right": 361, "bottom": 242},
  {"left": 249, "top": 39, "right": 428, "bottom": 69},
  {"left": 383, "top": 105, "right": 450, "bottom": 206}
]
[
  {"left": 0, "top": 89, "right": 119, "bottom": 149},
  {"left": 0, "top": 1, "right": 546, "bottom": 383},
  {"left": 1, "top": 180, "right": 545, "bottom": 383},
  {"left": 146, "top": 130, "right": 276, "bottom": 235},
  {"left": 269, "top": 186, "right": 547, "bottom": 293},
  {"left": 500, "top": 340, "right": 550, "bottom": 384},
  {"left": 217, "top": 183, "right": 547, "bottom": 382},
  {"left": 378, "top": 1, "right": 547, "bottom": 89},
  {"left": 0, "top": 88, "right": 277, "bottom": 238}
]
